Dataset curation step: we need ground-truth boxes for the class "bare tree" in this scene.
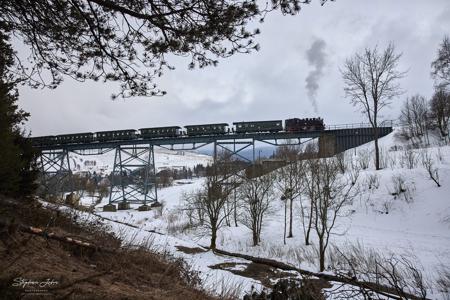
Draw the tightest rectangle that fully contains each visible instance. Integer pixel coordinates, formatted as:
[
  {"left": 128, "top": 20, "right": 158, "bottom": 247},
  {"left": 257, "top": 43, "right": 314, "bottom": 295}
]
[
  {"left": 239, "top": 170, "right": 275, "bottom": 246},
  {"left": 211, "top": 149, "right": 245, "bottom": 227},
  {"left": 400, "top": 94, "right": 430, "bottom": 143},
  {"left": 430, "top": 88, "right": 450, "bottom": 140},
  {"left": 299, "top": 159, "right": 318, "bottom": 246},
  {"left": 432, "top": 36, "right": 450, "bottom": 89},
  {"left": 342, "top": 43, "right": 406, "bottom": 170},
  {"left": 183, "top": 171, "right": 233, "bottom": 249},
  {"left": 274, "top": 144, "right": 303, "bottom": 239},
  {"left": 305, "top": 157, "right": 358, "bottom": 271}
]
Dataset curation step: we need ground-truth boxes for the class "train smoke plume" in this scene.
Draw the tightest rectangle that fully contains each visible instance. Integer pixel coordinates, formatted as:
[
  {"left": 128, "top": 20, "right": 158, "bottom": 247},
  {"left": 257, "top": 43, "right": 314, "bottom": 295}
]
[{"left": 305, "top": 39, "right": 327, "bottom": 113}]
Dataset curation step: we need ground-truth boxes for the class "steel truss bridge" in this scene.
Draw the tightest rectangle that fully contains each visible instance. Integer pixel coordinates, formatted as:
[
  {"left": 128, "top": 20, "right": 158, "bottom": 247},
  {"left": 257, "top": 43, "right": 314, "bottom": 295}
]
[{"left": 34, "top": 124, "right": 393, "bottom": 211}]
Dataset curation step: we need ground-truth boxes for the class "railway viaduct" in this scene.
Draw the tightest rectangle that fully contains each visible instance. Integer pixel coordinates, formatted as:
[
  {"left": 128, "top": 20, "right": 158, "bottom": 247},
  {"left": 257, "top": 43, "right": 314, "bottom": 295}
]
[{"left": 33, "top": 124, "right": 393, "bottom": 210}]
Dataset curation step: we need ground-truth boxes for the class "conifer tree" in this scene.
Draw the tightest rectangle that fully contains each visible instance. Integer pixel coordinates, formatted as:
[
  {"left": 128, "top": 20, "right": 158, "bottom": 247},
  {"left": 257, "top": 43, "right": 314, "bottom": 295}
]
[{"left": 0, "top": 23, "right": 37, "bottom": 197}]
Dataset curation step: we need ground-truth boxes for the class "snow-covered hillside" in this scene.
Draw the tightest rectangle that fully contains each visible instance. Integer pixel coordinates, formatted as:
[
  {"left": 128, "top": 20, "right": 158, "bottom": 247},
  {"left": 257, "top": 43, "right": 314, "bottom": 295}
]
[
  {"left": 69, "top": 147, "right": 212, "bottom": 176},
  {"left": 87, "top": 128, "right": 449, "bottom": 299}
]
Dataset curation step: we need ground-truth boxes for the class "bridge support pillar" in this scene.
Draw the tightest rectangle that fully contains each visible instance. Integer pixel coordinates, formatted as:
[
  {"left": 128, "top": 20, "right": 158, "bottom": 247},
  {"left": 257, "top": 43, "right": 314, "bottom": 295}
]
[
  {"left": 36, "top": 149, "right": 73, "bottom": 200},
  {"left": 106, "top": 144, "right": 157, "bottom": 210},
  {"left": 319, "top": 133, "right": 336, "bottom": 157}
]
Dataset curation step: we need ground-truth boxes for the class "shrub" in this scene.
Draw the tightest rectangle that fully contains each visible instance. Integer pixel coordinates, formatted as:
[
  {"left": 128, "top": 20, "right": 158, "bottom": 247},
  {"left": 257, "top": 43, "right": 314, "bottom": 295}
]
[
  {"left": 421, "top": 150, "right": 441, "bottom": 187},
  {"left": 357, "top": 150, "right": 370, "bottom": 170},
  {"left": 388, "top": 173, "right": 414, "bottom": 204},
  {"left": 365, "top": 173, "right": 380, "bottom": 190}
]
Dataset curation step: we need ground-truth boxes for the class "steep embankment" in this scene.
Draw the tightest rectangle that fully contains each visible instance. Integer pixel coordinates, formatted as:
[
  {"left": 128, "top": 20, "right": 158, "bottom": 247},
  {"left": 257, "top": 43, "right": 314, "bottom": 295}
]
[{"left": 0, "top": 196, "right": 215, "bottom": 299}]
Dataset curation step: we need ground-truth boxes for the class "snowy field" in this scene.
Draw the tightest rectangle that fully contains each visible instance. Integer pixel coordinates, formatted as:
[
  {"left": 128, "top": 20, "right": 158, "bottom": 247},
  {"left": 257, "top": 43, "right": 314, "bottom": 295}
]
[{"left": 71, "top": 128, "right": 449, "bottom": 299}]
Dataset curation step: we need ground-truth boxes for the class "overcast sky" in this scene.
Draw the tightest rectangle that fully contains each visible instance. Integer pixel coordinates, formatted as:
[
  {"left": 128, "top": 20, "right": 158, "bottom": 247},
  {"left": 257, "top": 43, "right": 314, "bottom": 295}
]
[{"left": 17, "top": 0, "right": 450, "bottom": 136}]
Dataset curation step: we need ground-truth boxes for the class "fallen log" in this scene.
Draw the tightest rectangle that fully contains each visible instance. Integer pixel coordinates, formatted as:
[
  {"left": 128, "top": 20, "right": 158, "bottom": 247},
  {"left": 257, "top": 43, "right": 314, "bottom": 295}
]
[
  {"left": 208, "top": 246, "right": 429, "bottom": 300},
  {"left": 0, "top": 219, "right": 117, "bottom": 254}
]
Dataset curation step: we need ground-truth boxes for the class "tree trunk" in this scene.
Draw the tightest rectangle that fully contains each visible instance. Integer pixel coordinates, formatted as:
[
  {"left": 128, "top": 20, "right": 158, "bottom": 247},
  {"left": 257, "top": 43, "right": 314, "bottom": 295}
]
[
  {"left": 225, "top": 201, "right": 231, "bottom": 227},
  {"left": 319, "top": 238, "right": 325, "bottom": 272},
  {"left": 283, "top": 200, "right": 286, "bottom": 245},
  {"left": 210, "top": 226, "right": 217, "bottom": 250},
  {"left": 233, "top": 190, "right": 238, "bottom": 227},
  {"left": 252, "top": 229, "right": 258, "bottom": 246},
  {"left": 288, "top": 197, "right": 293, "bottom": 238},
  {"left": 212, "top": 247, "right": 430, "bottom": 300},
  {"left": 374, "top": 125, "right": 380, "bottom": 170},
  {"left": 305, "top": 205, "right": 313, "bottom": 245}
]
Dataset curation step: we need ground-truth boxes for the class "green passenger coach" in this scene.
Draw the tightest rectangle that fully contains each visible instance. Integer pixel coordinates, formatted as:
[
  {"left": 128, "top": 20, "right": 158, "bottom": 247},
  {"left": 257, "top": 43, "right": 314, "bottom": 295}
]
[
  {"left": 233, "top": 120, "right": 283, "bottom": 133},
  {"left": 95, "top": 130, "right": 137, "bottom": 142},
  {"left": 184, "top": 123, "right": 228, "bottom": 136}
]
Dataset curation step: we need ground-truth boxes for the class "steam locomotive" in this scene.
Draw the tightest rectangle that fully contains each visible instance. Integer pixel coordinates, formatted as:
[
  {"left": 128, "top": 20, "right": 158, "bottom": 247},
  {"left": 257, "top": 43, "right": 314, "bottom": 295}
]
[{"left": 30, "top": 118, "right": 325, "bottom": 146}]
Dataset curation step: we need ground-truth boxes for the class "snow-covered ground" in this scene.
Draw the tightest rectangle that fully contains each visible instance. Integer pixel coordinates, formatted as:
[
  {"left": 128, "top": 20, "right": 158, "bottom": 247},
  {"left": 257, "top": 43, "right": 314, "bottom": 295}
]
[{"left": 74, "top": 128, "right": 449, "bottom": 298}]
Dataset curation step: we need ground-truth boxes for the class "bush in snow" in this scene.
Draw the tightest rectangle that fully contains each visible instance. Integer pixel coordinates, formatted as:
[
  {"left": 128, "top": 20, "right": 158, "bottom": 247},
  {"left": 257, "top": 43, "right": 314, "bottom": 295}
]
[
  {"left": 335, "top": 151, "right": 348, "bottom": 174},
  {"left": 357, "top": 149, "right": 371, "bottom": 170},
  {"left": 388, "top": 173, "right": 414, "bottom": 204},
  {"left": 400, "top": 149, "right": 419, "bottom": 169},
  {"left": 365, "top": 173, "right": 380, "bottom": 190},
  {"left": 348, "top": 161, "right": 361, "bottom": 186},
  {"left": 382, "top": 199, "right": 394, "bottom": 214},
  {"left": 420, "top": 150, "right": 441, "bottom": 187},
  {"left": 436, "top": 147, "right": 445, "bottom": 163},
  {"left": 387, "top": 150, "right": 398, "bottom": 169},
  {"left": 165, "top": 209, "right": 187, "bottom": 234}
]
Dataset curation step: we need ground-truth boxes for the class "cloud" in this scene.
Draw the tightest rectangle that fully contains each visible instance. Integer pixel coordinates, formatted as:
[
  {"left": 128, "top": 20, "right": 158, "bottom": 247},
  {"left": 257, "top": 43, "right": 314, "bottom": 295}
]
[{"left": 305, "top": 38, "right": 327, "bottom": 114}]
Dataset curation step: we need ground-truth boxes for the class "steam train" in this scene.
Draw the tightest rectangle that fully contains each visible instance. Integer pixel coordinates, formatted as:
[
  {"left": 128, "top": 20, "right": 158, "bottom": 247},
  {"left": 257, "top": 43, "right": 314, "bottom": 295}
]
[{"left": 30, "top": 118, "right": 325, "bottom": 146}]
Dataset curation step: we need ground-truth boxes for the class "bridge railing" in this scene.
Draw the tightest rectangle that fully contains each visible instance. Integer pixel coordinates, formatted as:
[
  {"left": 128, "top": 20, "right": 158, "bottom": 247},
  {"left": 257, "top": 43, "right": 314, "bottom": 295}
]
[{"left": 325, "top": 120, "right": 394, "bottom": 130}]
